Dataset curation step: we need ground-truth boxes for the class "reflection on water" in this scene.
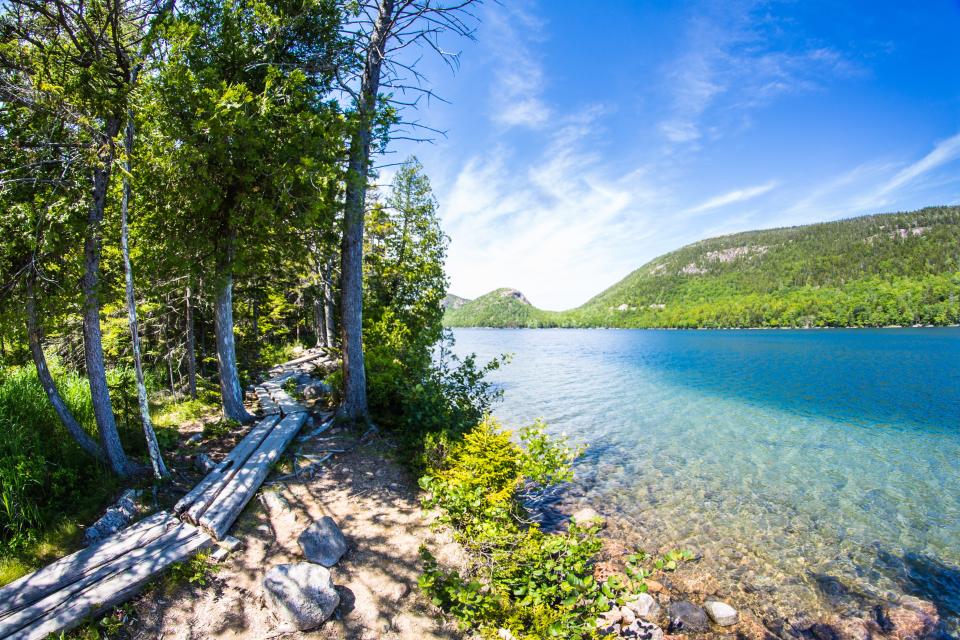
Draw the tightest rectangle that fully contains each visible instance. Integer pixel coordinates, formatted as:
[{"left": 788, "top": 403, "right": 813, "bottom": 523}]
[{"left": 451, "top": 328, "right": 960, "bottom": 635}]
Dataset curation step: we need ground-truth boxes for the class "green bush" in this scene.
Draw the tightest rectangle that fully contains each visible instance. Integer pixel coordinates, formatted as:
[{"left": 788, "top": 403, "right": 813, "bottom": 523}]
[
  {"left": 418, "top": 416, "right": 631, "bottom": 639},
  {"left": 0, "top": 364, "right": 118, "bottom": 559}
]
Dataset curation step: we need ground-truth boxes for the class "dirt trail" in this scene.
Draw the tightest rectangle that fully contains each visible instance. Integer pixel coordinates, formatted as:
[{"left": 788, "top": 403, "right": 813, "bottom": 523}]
[{"left": 132, "top": 426, "right": 467, "bottom": 640}]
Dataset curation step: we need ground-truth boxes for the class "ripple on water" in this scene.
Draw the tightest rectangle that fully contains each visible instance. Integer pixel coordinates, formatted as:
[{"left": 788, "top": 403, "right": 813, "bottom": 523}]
[{"left": 452, "top": 328, "right": 960, "bottom": 636}]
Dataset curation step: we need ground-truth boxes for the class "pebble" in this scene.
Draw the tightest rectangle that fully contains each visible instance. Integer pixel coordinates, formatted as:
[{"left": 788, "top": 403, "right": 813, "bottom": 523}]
[
  {"left": 704, "top": 600, "right": 739, "bottom": 626},
  {"left": 667, "top": 601, "right": 709, "bottom": 633}
]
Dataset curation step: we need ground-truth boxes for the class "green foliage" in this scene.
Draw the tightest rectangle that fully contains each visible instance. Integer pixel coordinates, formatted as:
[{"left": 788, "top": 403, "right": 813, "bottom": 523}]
[
  {"left": 444, "top": 207, "right": 960, "bottom": 329},
  {"left": 419, "top": 416, "right": 628, "bottom": 639},
  {"left": 166, "top": 551, "right": 216, "bottom": 589},
  {"left": 651, "top": 549, "right": 696, "bottom": 572},
  {"left": 0, "top": 364, "right": 119, "bottom": 577},
  {"left": 444, "top": 289, "right": 550, "bottom": 328}
]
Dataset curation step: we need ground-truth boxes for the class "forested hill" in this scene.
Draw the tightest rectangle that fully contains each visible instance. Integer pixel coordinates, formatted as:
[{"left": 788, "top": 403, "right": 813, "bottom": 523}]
[
  {"left": 444, "top": 206, "right": 960, "bottom": 329},
  {"left": 443, "top": 288, "right": 552, "bottom": 328}
]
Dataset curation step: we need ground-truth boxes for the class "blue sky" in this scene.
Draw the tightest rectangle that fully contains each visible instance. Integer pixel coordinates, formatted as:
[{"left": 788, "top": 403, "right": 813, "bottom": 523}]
[{"left": 387, "top": 0, "right": 960, "bottom": 310}]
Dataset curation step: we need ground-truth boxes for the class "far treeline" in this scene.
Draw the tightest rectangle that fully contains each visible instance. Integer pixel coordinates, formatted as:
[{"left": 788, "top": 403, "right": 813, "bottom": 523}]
[
  {"left": 0, "top": 0, "right": 497, "bottom": 564},
  {"left": 443, "top": 206, "right": 960, "bottom": 329}
]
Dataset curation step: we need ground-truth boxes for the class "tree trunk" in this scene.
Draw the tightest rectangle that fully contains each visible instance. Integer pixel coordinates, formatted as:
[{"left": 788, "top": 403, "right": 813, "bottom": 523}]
[
  {"left": 83, "top": 117, "right": 133, "bottom": 477},
  {"left": 339, "top": 0, "right": 394, "bottom": 421},
  {"left": 120, "top": 107, "right": 168, "bottom": 480},
  {"left": 25, "top": 273, "right": 106, "bottom": 462},
  {"left": 214, "top": 231, "right": 252, "bottom": 423},
  {"left": 185, "top": 285, "right": 197, "bottom": 400},
  {"left": 314, "top": 295, "right": 326, "bottom": 348},
  {"left": 323, "top": 257, "right": 335, "bottom": 348}
]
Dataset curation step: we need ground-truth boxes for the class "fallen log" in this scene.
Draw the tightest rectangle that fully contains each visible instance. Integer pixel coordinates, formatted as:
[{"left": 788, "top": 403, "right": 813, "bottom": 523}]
[{"left": 198, "top": 411, "right": 307, "bottom": 539}]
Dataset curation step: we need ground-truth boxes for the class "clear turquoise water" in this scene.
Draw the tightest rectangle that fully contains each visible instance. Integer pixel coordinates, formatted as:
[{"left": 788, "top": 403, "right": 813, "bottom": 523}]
[{"left": 451, "top": 328, "right": 960, "bottom": 634}]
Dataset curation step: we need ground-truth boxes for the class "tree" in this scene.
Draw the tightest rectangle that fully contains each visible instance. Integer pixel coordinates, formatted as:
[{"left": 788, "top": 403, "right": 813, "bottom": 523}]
[{"left": 337, "top": 0, "right": 480, "bottom": 422}]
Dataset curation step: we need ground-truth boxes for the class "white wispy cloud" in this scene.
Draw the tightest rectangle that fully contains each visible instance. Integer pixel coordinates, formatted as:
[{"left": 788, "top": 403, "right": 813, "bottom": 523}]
[
  {"left": 484, "top": 3, "right": 551, "bottom": 129},
  {"left": 683, "top": 181, "right": 778, "bottom": 216},
  {"left": 659, "top": 3, "right": 862, "bottom": 146},
  {"left": 870, "top": 131, "right": 960, "bottom": 201}
]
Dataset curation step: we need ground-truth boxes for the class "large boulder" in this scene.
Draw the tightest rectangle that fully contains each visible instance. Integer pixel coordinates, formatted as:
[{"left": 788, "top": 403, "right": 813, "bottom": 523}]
[
  {"left": 262, "top": 563, "right": 339, "bottom": 631},
  {"left": 298, "top": 516, "right": 348, "bottom": 567},
  {"left": 303, "top": 382, "right": 332, "bottom": 399},
  {"left": 667, "top": 601, "right": 709, "bottom": 633}
]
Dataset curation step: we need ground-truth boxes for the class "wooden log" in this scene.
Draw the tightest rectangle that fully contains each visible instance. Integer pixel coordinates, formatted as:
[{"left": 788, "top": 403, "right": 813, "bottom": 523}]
[
  {"left": 0, "top": 511, "right": 175, "bottom": 619},
  {"left": 175, "top": 414, "right": 281, "bottom": 521},
  {"left": 8, "top": 524, "right": 211, "bottom": 640},
  {"left": 0, "top": 522, "right": 208, "bottom": 638},
  {"left": 255, "top": 386, "right": 280, "bottom": 415},
  {"left": 198, "top": 411, "right": 307, "bottom": 539}
]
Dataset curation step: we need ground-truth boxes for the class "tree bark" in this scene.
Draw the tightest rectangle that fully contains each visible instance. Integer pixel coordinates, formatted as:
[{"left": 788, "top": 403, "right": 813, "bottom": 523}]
[
  {"left": 25, "top": 273, "right": 106, "bottom": 462},
  {"left": 323, "top": 257, "right": 335, "bottom": 348},
  {"left": 185, "top": 285, "right": 197, "bottom": 400},
  {"left": 83, "top": 117, "right": 133, "bottom": 477},
  {"left": 120, "top": 106, "right": 168, "bottom": 480},
  {"left": 339, "top": 0, "right": 395, "bottom": 421},
  {"left": 214, "top": 230, "right": 252, "bottom": 423}
]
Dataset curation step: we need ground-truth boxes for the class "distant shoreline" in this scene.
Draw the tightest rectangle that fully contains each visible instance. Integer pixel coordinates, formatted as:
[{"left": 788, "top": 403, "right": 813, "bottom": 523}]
[{"left": 446, "top": 323, "right": 960, "bottom": 330}]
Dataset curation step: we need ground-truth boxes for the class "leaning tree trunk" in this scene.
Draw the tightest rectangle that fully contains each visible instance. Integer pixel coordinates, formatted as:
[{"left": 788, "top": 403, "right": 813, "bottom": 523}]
[
  {"left": 185, "top": 285, "right": 197, "bottom": 400},
  {"left": 339, "top": 0, "right": 394, "bottom": 421},
  {"left": 120, "top": 107, "right": 168, "bottom": 479},
  {"left": 25, "top": 273, "right": 106, "bottom": 462},
  {"left": 214, "top": 230, "right": 252, "bottom": 423},
  {"left": 83, "top": 118, "right": 133, "bottom": 477}
]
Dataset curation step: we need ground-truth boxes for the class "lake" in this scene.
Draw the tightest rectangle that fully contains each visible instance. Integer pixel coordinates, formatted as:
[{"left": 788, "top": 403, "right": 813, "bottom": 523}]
[{"left": 451, "top": 327, "right": 960, "bottom": 636}]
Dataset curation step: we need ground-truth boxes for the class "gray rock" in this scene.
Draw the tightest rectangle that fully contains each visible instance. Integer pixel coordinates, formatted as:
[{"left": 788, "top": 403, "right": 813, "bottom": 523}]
[
  {"left": 668, "top": 601, "right": 709, "bottom": 633},
  {"left": 303, "top": 382, "right": 331, "bottom": 399},
  {"left": 262, "top": 563, "right": 339, "bottom": 631},
  {"left": 298, "top": 516, "right": 347, "bottom": 567},
  {"left": 626, "top": 592, "right": 661, "bottom": 620},
  {"left": 194, "top": 452, "right": 216, "bottom": 473},
  {"left": 84, "top": 490, "right": 141, "bottom": 544},
  {"left": 570, "top": 507, "right": 605, "bottom": 527},
  {"left": 185, "top": 433, "right": 203, "bottom": 445},
  {"left": 704, "top": 600, "right": 738, "bottom": 626},
  {"left": 622, "top": 620, "right": 665, "bottom": 640}
]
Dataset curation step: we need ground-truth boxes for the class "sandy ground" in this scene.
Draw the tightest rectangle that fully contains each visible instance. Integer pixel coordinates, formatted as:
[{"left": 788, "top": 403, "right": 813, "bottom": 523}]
[{"left": 130, "top": 422, "right": 467, "bottom": 640}]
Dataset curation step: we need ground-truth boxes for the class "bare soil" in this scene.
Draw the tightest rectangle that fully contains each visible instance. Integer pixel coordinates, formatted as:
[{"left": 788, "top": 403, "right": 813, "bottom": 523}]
[{"left": 129, "top": 421, "right": 468, "bottom": 640}]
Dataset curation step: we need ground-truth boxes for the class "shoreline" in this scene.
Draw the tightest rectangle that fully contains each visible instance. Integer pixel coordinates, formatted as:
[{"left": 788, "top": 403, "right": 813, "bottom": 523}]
[{"left": 445, "top": 324, "right": 960, "bottom": 331}]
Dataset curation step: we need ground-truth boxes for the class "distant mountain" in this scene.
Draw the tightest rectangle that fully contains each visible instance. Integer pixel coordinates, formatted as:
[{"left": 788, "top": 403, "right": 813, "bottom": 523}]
[
  {"left": 443, "top": 206, "right": 960, "bottom": 329},
  {"left": 443, "top": 288, "right": 551, "bottom": 328},
  {"left": 443, "top": 293, "right": 471, "bottom": 310}
]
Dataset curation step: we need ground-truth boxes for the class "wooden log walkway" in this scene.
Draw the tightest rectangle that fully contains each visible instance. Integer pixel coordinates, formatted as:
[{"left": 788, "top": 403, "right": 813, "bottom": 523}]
[{"left": 1, "top": 349, "right": 331, "bottom": 640}]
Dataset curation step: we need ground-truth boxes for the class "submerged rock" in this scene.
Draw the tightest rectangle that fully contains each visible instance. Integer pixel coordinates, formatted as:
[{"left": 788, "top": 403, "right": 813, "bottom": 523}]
[
  {"left": 703, "top": 600, "right": 738, "bottom": 626},
  {"left": 667, "top": 601, "right": 709, "bottom": 633},
  {"left": 262, "top": 563, "right": 339, "bottom": 630},
  {"left": 298, "top": 516, "right": 348, "bottom": 566},
  {"left": 570, "top": 507, "right": 605, "bottom": 527},
  {"left": 622, "top": 620, "right": 665, "bottom": 640}
]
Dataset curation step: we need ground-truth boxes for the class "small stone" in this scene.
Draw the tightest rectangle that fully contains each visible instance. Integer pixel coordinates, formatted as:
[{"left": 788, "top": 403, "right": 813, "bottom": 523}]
[
  {"left": 194, "top": 452, "right": 216, "bottom": 473},
  {"left": 186, "top": 433, "right": 203, "bottom": 445},
  {"left": 570, "top": 507, "right": 605, "bottom": 527},
  {"left": 298, "top": 516, "right": 348, "bottom": 567},
  {"left": 210, "top": 546, "right": 230, "bottom": 562},
  {"left": 497, "top": 629, "right": 519, "bottom": 640},
  {"left": 620, "top": 605, "right": 637, "bottom": 625},
  {"left": 303, "top": 382, "right": 331, "bottom": 399},
  {"left": 645, "top": 579, "right": 664, "bottom": 593},
  {"left": 263, "top": 563, "right": 339, "bottom": 631},
  {"left": 626, "top": 592, "right": 661, "bottom": 620},
  {"left": 668, "top": 601, "right": 709, "bottom": 633},
  {"left": 704, "top": 600, "right": 738, "bottom": 626},
  {"left": 220, "top": 535, "right": 243, "bottom": 552}
]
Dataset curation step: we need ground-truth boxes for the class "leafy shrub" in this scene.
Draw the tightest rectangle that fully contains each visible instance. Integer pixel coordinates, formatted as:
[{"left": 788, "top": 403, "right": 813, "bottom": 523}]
[{"left": 418, "top": 416, "right": 630, "bottom": 639}]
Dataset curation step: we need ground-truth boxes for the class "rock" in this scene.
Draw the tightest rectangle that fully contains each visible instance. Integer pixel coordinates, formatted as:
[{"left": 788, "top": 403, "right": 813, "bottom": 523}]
[
  {"left": 262, "top": 563, "right": 339, "bottom": 631},
  {"left": 84, "top": 490, "right": 140, "bottom": 544},
  {"left": 668, "top": 571, "right": 719, "bottom": 595},
  {"left": 570, "top": 507, "right": 605, "bottom": 527},
  {"left": 882, "top": 597, "right": 939, "bottom": 640},
  {"left": 667, "top": 601, "right": 709, "bottom": 633},
  {"left": 185, "top": 433, "right": 203, "bottom": 445},
  {"left": 210, "top": 546, "right": 230, "bottom": 562},
  {"left": 626, "top": 593, "right": 661, "bottom": 621},
  {"left": 497, "top": 629, "right": 519, "bottom": 640},
  {"left": 704, "top": 600, "right": 738, "bottom": 626},
  {"left": 303, "top": 382, "right": 331, "bottom": 399},
  {"left": 620, "top": 605, "right": 637, "bottom": 625},
  {"left": 220, "top": 535, "right": 243, "bottom": 552},
  {"left": 194, "top": 452, "right": 216, "bottom": 473},
  {"left": 298, "top": 516, "right": 348, "bottom": 567},
  {"left": 645, "top": 579, "right": 664, "bottom": 593},
  {"left": 621, "top": 620, "right": 665, "bottom": 640},
  {"left": 596, "top": 608, "right": 623, "bottom": 635}
]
